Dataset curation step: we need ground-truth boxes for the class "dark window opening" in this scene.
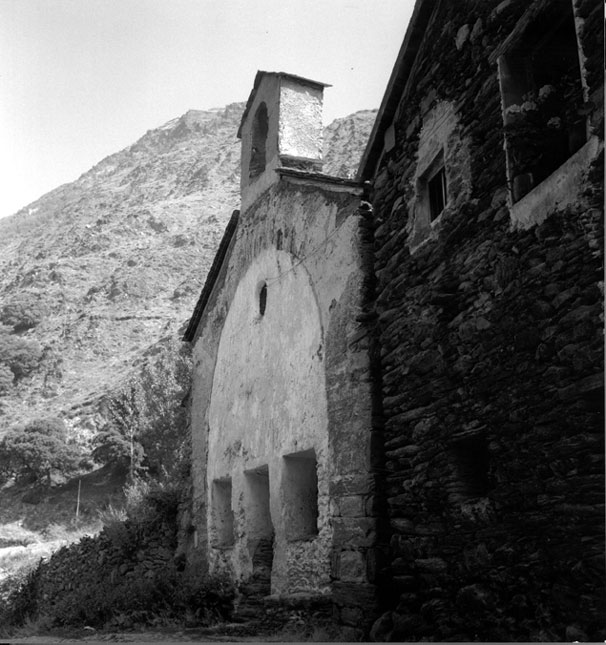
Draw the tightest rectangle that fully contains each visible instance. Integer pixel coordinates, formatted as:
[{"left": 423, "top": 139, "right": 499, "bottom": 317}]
[
  {"left": 450, "top": 434, "right": 491, "bottom": 500},
  {"left": 428, "top": 166, "right": 447, "bottom": 221},
  {"left": 501, "top": 0, "right": 586, "bottom": 201},
  {"left": 212, "top": 479, "right": 235, "bottom": 547},
  {"left": 259, "top": 282, "right": 267, "bottom": 316},
  {"left": 244, "top": 466, "right": 274, "bottom": 592},
  {"left": 282, "top": 449, "right": 319, "bottom": 541},
  {"left": 249, "top": 103, "right": 268, "bottom": 179}
]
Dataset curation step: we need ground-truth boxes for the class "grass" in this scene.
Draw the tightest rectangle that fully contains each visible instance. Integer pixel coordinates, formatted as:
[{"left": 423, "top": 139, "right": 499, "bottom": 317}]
[
  {"left": 0, "top": 463, "right": 127, "bottom": 531},
  {"left": 0, "top": 464, "right": 127, "bottom": 606},
  {"left": 0, "top": 523, "right": 101, "bottom": 587},
  {"left": 0, "top": 522, "right": 40, "bottom": 547}
]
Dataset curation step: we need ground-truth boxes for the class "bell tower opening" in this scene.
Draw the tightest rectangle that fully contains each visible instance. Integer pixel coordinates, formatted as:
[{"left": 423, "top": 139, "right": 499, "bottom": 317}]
[
  {"left": 249, "top": 102, "right": 268, "bottom": 179},
  {"left": 237, "top": 71, "right": 329, "bottom": 210}
]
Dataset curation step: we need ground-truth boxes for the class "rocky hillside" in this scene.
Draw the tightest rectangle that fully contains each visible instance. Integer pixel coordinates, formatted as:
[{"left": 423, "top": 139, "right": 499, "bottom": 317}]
[{"left": 0, "top": 104, "right": 376, "bottom": 436}]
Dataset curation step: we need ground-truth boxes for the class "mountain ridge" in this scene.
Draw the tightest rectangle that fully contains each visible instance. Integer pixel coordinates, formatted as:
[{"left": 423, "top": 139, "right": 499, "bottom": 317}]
[{"left": 0, "top": 104, "right": 377, "bottom": 438}]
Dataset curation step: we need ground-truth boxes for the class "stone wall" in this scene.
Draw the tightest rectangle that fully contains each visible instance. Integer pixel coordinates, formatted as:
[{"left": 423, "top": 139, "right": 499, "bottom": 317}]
[
  {"left": 20, "top": 505, "right": 179, "bottom": 626},
  {"left": 367, "top": 0, "right": 604, "bottom": 641}
]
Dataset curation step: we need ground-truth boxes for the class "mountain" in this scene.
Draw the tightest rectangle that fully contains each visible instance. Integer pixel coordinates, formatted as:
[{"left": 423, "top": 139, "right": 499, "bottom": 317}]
[{"left": 0, "top": 104, "right": 377, "bottom": 436}]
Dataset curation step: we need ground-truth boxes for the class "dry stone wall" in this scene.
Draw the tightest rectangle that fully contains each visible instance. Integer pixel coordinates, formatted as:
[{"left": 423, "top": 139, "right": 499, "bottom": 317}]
[
  {"left": 19, "top": 511, "right": 179, "bottom": 626},
  {"left": 367, "top": 0, "right": 604, "bottom": 641}
]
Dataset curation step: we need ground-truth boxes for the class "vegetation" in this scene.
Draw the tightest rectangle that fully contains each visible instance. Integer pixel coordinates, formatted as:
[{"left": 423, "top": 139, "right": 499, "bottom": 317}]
[
  {"left": 0, "top": 324, "right": 42, "bottom": 385},
  {"left": 0, "top": 295, "right": 47, "bottom": 333},
  {"left": 93, "top": 338, "right": 191, "bottom": 479},
  {"left": 0, "top": 106, "right": 375, "bottom": 640},
  {"left": 0, "top": 479, "right": 235, "bottom": 634},
  {"left": 0, "top": 418, "right": 82, "bottom": 485},
  {"left": 0, "top": 364, "right": 13, "bottom": 395}
]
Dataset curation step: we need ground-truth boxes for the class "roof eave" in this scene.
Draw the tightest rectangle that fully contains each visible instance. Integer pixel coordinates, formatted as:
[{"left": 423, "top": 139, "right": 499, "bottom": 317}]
[
  {"left": 182, "top": 210, "right": 240, "bottom": 342},
  {"left": 357, "top": 0, "right": 435, "bottom": 182}
]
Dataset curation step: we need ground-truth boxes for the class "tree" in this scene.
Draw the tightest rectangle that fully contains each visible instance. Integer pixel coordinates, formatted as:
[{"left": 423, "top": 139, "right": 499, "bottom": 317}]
[
  {"left": 0, "top": 364, "right": 13, "bottom": 395},
  {"left": 93, "top": 337, "right": 191, "bottom": 480},
  {"left": 0, "top": 417, "right": 81, "bottom": 485},
  {"left": 91, "top": 423, "right": 144, "bottom": 474},
  {"left": 0, "top": 328, "right": 42, "bottom": 381}
]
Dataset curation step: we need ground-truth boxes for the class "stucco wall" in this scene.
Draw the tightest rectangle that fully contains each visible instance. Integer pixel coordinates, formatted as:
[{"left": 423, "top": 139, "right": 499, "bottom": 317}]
[
  {"left": 240, "top": 75, "right": 324, "bottom": 212},
  {"left": 189, "top": 177, "right": 374, "bottom": 608},
  {"left": 207, "top": 247, "right": 330, "bottom": 593},
  {"left": 279, "top": 79, "right": 324, "bottom": 161},
  {"left": 239, "top": 75, "right": 282, "bottom": 211}
]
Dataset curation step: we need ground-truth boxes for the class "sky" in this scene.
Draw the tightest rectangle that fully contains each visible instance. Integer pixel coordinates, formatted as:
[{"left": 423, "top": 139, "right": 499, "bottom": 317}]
[{"left": 0, "top": 0, "right": 415, "bottom": 219}]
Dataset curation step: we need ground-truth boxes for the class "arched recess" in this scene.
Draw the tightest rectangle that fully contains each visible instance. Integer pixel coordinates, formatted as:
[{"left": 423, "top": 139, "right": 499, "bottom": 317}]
[
  {"left": 206, "top": 247, "right": 331, "bottom": 594},
  {"left": 249, "top": 102, "right": 268, "bottom": 178}
]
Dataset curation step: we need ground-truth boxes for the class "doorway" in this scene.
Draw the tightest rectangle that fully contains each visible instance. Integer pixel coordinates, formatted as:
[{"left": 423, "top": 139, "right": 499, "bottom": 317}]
[{"left": 244, "top": 465, "right": 274, "bottom": 594}]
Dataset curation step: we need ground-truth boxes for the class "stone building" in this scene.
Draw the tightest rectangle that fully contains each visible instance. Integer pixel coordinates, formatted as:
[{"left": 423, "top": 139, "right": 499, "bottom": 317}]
[
  {"left": 185, "top": 0, "right": 604, "bottom": 640},
  {"left": 357, "top": 0, "right": 604, "bottom": 640}
]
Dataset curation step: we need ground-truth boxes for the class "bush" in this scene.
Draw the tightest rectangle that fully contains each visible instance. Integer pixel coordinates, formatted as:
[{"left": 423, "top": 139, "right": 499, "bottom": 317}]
[
  {"left": 0, "top": 333, "right": 42, "bottom": 381},
  {"left": 0, "top": 565, "right": 41, "bottom": 629},
  {"left": 1, "top": 477, "right": 234, "bottom": 632},
  {"left": 0, "top": 418, "right": 81, "bottom": 485},
  {"left": 45, "top": 566, "right": 234, "bottom": 630},
  {"left": 123, "top": 478, "right": 181, "bottom": 524},
  {"left": 91, "top": 424, "right": 144, "bottom": 472},
  {"left": 0, "top": 295, "right": 47, "bottom": 332},
  {"left": 0, "top": 364, "right": 13, "bottom": 394}
]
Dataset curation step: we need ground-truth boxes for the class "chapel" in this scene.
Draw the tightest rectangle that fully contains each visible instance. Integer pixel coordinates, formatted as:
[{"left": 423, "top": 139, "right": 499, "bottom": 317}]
[{"left": 183, "top": 71, "right": 379, "bottom": 620}]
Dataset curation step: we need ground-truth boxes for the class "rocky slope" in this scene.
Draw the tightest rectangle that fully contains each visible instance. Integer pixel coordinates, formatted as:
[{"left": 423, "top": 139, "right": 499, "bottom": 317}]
[{"left": 0, "top": 104, "right": 376, "bottom": 436}]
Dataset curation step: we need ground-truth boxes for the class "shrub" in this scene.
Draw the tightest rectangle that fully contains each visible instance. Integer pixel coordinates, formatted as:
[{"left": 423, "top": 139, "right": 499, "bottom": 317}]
[
  {"left": 0, "top": 334, "right": 42, "bottom": 381},
  {"left": 122, "top": 478, "right": 181, "bottom": 524},
  {"left": 45, "top": 566, "right": 234, "bottom": 630},
  {"left": 0, "top": 471, "right": 235, "bottom": 632},
  {"left": 91, "top": 424, "right": 144, "bottom": 472},
  {"left": 0, "top": 564, "right": 42, "bottom": 629},
  {"left": 0, "top": 364, "right": 13, "bottom": 394},
  {"left": 0, "top": 295, "right": 47, "bottom": 332},
  {"left": 175, "top": 571, "right": 235, "bottom": 626}
]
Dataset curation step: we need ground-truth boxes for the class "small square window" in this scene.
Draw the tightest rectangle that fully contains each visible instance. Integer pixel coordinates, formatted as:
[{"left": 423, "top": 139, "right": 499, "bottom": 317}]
[
  {"left": 449, "top": 433, "right": 491, "bottom": 501},
  {"left": 409, "top": 149, "right": 450, "bottom": 251},
  {"left": 428, "top": 166, "right": 447, "bottom": 221}
]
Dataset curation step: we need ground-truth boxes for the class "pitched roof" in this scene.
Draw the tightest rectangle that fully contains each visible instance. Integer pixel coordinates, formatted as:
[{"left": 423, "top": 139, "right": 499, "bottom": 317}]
[
  {"left": 237, "top": 71, "right": 330, "bottom": 139},
  {"left": 357, "top": 0, "right": 436, "bottom": 181},
  {"left": 182, "top": 210, "right": 239, "bottom": 342}
]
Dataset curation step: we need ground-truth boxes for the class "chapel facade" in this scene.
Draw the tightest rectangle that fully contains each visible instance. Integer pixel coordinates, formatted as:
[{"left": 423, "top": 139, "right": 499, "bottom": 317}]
[{"left": 183, "top": 72, "right": 380, "bottom": 624}]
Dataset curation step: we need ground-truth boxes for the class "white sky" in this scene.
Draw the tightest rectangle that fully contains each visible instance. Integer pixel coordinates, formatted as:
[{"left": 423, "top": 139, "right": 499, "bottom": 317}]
[{"left": 0, "top": 0, "right": 414, "bottom": 219}]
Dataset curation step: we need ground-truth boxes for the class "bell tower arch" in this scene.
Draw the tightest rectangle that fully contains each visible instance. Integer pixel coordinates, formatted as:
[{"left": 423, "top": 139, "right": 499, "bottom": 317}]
[{"left": 237, "top": 71, "right": 329, "bottom": 211}]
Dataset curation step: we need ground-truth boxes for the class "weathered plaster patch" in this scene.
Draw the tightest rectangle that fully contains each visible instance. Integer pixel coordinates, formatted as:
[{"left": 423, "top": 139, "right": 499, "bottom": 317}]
[
  {"left": 207, "top": 247, "right": 330, "bottom": 593},
  {"left": 279, "top": 79, "right": 323, "bottom": 161},
  {"left": 408, "top": 100, "right": 472, "bottom": 252},
  {"left": 509, "top": 136, "right": 601, "bottom": 229}
]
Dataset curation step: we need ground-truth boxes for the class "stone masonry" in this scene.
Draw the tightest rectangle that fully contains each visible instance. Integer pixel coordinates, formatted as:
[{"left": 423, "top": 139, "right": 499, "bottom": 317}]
[{"left": 359, "top": 0, "right": 604, "bottom": 640}]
